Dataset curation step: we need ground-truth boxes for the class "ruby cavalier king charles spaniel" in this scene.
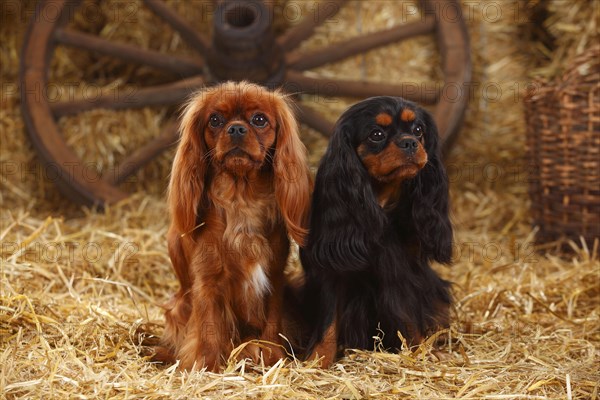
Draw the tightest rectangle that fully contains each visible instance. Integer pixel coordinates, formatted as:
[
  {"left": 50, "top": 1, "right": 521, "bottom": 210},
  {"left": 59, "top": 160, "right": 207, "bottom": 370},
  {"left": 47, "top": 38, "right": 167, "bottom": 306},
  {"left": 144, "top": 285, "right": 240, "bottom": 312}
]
[{"left": 155, "top": 81, "right": 311, "bottom": 371}]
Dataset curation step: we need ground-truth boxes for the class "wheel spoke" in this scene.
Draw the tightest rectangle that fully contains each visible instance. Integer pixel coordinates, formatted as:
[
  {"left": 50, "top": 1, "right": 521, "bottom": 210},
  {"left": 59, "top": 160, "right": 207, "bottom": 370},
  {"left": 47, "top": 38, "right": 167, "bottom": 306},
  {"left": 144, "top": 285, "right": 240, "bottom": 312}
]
[
  {"left": 277, "top": 0, "right": 347, "bottom": 51},
  {"left": 296, "top": 103, "right": 335, "bottom": 137},
  {"left": 285, "top": 71, "right": 438, "bottom": 105},
  {"left": 143, "top": 0, "right": 210, "bottom": 55},
  {"left": 109, "top": 120, "right": 179, "bottom": 185},
  {"left": 54, "top": 28, "right": 203, "bottom": 77},
  {"left": 50, "top": 76, "right": 205, "bottom": 117},
  {"left": 286, "top": 18, "right": 435, "bottom": 70}
]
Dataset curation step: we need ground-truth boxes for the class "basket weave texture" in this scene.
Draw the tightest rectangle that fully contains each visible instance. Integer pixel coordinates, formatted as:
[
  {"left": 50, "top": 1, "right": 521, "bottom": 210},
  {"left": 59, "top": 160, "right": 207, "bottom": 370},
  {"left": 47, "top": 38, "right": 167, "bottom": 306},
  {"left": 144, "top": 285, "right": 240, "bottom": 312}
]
[{"left": 525, "top": 46, "right": 600, "bottom": 246}]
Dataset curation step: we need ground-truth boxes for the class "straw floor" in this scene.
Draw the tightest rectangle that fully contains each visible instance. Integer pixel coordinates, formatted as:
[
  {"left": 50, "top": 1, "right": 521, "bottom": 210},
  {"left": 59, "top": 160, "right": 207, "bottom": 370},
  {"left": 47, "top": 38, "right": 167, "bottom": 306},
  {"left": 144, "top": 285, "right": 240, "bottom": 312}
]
[{"left": 1, "top": 1, "right": 599, "bottom": 399}]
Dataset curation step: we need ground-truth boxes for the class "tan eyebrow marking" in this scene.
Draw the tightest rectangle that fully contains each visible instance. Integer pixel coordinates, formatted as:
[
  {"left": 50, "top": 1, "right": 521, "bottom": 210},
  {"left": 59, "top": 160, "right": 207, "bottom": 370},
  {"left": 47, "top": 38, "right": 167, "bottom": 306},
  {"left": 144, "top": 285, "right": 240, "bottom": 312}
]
[
  {"left": 375, "top": 113, "right": 393, "bottom": 126},
  {"left": 400, "top": 109, "right": 415, "bottom": 122}
]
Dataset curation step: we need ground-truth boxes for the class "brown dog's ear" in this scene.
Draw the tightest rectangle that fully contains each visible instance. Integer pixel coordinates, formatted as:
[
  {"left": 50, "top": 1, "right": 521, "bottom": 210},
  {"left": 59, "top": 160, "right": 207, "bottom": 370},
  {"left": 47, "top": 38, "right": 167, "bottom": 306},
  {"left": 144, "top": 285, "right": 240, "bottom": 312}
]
[
  {"left": 272, "top": 93, "right": 312, "bottom": 246},
  {"left": 168, "top": 92, "right": 209, "bottom": 236}
]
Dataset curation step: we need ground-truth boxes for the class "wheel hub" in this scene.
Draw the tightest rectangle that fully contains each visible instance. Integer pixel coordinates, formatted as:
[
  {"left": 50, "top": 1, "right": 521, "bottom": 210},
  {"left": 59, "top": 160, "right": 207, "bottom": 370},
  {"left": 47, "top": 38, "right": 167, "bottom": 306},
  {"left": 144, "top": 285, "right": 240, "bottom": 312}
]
[{"left": 209, "top": 1, "right": 284, "bottom": 85}]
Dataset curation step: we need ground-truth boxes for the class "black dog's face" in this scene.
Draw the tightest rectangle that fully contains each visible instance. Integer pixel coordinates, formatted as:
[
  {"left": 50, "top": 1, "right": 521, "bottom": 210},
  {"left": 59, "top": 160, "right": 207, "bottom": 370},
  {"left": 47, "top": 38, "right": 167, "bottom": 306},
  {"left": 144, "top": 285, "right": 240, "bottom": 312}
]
[
  {"left": 304, "top": 94, "right": 452, "bottom": 278},
  {"left": 351, "top": 100, "right": 429, "bottom": 184}
]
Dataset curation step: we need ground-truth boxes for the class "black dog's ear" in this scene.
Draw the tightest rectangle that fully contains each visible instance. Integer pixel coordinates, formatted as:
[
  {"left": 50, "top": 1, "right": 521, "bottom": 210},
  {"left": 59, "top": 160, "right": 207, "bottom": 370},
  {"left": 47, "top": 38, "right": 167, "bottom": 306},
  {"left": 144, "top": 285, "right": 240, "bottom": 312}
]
[
  {"left": 304, "top": 121, "right": 386, "bottom": 272},
  {"left": 408, "top": 109, "right": 453, "bottom": 263}
]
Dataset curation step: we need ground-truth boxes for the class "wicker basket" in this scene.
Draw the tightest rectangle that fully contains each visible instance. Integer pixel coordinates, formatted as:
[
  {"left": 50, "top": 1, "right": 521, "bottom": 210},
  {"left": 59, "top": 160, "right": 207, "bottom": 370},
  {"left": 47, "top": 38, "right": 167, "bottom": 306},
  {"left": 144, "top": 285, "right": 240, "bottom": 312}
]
[{"left": 524, "top": 46, "right": 600, "bottom": 248}]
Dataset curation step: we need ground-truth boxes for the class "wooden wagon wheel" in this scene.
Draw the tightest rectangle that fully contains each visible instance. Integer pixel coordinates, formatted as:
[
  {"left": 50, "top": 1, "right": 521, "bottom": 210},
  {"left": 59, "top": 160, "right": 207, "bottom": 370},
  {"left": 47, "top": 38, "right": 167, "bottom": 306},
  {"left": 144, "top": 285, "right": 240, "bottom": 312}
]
[{"left": 21, "top": 0, "right": 471, "bottom": 206}]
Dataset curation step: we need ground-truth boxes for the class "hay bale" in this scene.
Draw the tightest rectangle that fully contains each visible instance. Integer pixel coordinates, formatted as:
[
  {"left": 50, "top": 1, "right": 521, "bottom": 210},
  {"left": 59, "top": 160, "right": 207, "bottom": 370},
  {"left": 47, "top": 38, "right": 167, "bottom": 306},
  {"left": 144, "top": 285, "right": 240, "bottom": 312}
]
[{"left": 522, "top": 0, "right": 600, "bottom": 78}]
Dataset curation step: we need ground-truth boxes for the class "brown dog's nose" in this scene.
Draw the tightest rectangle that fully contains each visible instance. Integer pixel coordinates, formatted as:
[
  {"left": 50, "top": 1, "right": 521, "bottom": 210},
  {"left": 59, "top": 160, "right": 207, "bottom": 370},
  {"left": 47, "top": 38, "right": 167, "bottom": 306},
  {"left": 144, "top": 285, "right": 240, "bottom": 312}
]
[
  {"left": 398, "top": 137, "right": 419, "bottom": 153},
  {"left": 227, "top": 124, "right": 247, "bottom": 137}
]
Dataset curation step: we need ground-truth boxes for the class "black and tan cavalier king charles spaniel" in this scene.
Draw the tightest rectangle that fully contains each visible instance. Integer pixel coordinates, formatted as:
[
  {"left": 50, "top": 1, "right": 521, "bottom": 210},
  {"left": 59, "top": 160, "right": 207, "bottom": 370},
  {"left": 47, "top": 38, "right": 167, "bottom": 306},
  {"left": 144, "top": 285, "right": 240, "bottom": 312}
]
[{"left": 300, "top": 96, "right": 453, "bottom": 367}]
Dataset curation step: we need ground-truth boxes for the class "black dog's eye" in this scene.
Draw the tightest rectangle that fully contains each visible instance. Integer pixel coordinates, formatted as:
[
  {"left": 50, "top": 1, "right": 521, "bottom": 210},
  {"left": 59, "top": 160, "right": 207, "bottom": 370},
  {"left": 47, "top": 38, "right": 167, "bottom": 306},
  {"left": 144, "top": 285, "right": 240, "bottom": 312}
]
[
  {"left": 251, "top": 113, "right": 268, "bottom": 128},
  {"left": 413, "top": 125, "right": 424, "bottom": 138},
  {"left": 208, "top": 114, "right": 224, "bottom": 128},
  {"left": 368, "top": 129, "right": 386, "bottom": 142}
]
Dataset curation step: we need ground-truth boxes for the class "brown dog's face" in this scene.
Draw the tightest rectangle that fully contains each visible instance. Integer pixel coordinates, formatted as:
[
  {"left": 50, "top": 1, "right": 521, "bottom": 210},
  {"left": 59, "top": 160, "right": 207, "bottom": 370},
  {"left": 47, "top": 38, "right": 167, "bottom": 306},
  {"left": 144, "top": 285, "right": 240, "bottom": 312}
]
[
  {"left": 356, "top": 106, "right": 428, "bottom": 184},
  {"left": 200, "top": 85, "right": 279, "bottom": 176},
  {"left": 171, "top": 81, "right": 310, "bottom": 244}
]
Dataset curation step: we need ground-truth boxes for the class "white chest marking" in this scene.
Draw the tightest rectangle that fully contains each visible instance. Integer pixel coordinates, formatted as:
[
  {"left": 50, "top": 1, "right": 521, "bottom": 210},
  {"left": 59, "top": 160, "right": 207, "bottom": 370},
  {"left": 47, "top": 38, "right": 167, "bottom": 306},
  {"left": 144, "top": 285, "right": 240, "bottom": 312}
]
[{"left": 246, "top": 264, "right": 272, "bottom": 297}]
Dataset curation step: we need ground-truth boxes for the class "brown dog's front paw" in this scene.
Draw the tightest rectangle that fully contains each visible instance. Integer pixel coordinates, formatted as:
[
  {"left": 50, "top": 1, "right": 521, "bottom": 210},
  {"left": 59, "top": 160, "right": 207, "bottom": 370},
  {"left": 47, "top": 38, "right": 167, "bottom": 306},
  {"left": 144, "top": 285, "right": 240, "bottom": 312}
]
[
  {"left": 151, "top": 346, "right": 176, "bottom": 365},
  {"left": 262, "top": 342, "right": 286, "bottom": 366},
  {"left": 238, "top": 341, "right": 261, "bottom": 364},
  {"left": 238, "top": 341, "right": 286, "bottom": 366},
  {"left": 179, "top": 349, "right": 221, "bottom": 372}
]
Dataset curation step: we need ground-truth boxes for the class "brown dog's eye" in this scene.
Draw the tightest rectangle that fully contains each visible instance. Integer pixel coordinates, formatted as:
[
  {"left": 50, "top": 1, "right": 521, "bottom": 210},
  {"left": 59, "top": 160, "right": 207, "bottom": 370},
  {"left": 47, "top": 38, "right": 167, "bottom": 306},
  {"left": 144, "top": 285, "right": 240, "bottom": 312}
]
[
  {"left": 251, "top": 113, "right": 268, "bottom": 128},
  {"left": 368, "top": 129, "right": 386, "bottom": 142},
  {"left": 208, "top": 114, "right": 224, "bottom": 128},
  {"left": 413, "top": 125, "right": 424, "bottom": 138}
]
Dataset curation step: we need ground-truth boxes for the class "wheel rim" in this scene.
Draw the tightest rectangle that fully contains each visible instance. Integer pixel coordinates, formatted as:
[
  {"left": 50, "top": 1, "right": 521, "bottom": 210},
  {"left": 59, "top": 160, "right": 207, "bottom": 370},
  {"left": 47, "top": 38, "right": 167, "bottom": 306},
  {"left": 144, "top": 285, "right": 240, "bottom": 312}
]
[{"left": 20, "top": 0, "right": 471, "bottom": 206}]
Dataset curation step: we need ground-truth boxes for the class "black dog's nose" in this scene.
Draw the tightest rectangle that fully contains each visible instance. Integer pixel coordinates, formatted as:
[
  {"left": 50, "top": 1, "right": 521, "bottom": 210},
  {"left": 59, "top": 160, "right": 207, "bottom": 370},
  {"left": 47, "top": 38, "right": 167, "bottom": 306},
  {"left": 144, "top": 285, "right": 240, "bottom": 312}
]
[
  {"left": 227, "top": 124, "right": 247, "bottom": 137},
  {"left": 398, "top": 137, "right": 419, "bottom": 153}
]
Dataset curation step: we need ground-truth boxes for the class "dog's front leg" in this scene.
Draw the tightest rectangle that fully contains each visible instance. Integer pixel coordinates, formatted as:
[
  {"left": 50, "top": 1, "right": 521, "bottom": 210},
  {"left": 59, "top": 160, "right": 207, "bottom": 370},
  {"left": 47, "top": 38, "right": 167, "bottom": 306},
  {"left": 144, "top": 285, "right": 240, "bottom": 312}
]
[
  {"left": 240, "top": 233, "right": 288, "bottom": 366},
  {"left": 306, "top": 278, "right": 339, "bottom": 368},
  {"left": 178, "top": 239, "right": 232, "bottom": 372}
]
